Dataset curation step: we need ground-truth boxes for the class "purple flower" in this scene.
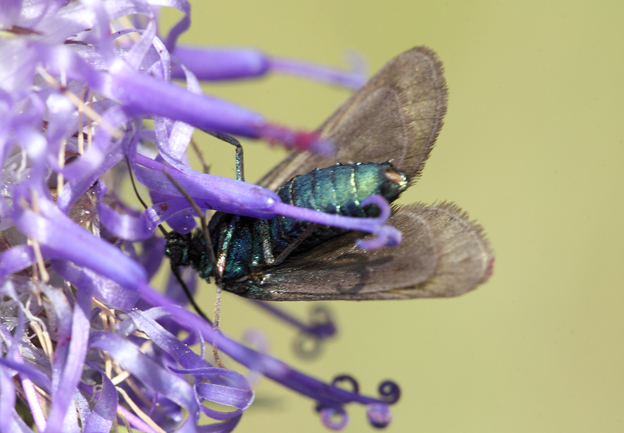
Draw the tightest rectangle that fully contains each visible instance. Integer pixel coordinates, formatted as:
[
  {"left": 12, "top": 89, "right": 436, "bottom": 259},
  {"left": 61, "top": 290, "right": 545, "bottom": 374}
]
[{"left": 0, "top": 1, "right": 398, "bottom": 431}]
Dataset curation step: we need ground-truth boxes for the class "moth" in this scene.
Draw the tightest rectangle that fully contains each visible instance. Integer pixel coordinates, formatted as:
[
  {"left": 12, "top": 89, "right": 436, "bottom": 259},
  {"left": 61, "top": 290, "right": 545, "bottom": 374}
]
[{"left": 167, "top": 46, "right": 494, "bottom": 301}]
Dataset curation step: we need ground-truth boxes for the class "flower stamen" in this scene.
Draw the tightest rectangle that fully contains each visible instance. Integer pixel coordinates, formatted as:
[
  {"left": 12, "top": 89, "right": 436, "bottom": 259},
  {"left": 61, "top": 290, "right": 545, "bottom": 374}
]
[
  {"left": 26, "top": 191, "right": 51, "bottom": 283},
  {"left": 36, "top": 68, "right": 123, "bottom": 140},
  {"left": 110, "top": 370, "right": 131, "bottom": 386},
  {"left": 28, "top": 320, "right": 53, "bottom": 366},
  {"left": 116, "top": 386, "right": 166, "bottom": 433},
  {"left": 77, "top": 86, "right": 88, "bottom": 154}
]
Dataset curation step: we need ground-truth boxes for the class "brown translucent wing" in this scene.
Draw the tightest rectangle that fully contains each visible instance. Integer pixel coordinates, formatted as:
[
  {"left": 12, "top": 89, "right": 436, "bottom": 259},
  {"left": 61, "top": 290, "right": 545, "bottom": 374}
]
[
  {"left": 229, "top": 203, "right": 494, "bottom": 300},
  {"left": 258, "top": 46, "right": 447, "bottom": 191}
]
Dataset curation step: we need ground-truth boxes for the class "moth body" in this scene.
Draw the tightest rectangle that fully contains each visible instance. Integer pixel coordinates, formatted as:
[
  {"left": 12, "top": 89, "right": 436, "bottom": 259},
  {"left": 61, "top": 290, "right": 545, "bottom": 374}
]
[{"left": 165, "top": 162, "right": 408, "bottom": 288}]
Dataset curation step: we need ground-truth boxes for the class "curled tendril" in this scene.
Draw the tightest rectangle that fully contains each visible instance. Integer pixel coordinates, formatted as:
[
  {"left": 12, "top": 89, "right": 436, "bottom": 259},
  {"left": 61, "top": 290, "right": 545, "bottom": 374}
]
[
  {"left": 318, "top": 406, "right": 349, "bottom": 431},
  {"left": 378, "top": 380, "right": 401, "bottom": 404},
  {"left": 331, "top": 375, "right": 360, "bottom": 395}
]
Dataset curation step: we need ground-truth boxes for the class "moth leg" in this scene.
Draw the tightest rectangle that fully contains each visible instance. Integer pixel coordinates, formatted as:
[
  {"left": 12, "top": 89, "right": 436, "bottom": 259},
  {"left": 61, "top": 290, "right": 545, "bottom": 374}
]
[
  {"left": 256, "top": 219, "right": 276, "bottom": 265},
  {"left": 162, "top": 170, "right": 225, "bottom": 367},
  {"left": 214, "top": 216, "right": 236, "bottom": 276},
  {"left": 125, "top": 156, "right": 169, "bottom": 238},
  {"left": 207, "top": 132, "right": 245, "bottom": 182},
  {"left": 127, "top": 158, "right": 218, "bottom": 350},
  {"left": 162, "top": 171, "right": 221, "bottom": 282},
  {"left": 271, "top": 223, "right": 318, "bottom": 266},
  {"left": 256, "top": 219, "right": 317, "bottom": 267}
]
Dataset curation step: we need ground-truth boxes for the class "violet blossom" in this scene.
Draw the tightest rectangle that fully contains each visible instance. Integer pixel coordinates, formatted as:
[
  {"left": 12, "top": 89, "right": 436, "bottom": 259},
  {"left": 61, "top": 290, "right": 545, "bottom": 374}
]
[{"left": 0, "top": 1, "right": 400, "bottom": 431}]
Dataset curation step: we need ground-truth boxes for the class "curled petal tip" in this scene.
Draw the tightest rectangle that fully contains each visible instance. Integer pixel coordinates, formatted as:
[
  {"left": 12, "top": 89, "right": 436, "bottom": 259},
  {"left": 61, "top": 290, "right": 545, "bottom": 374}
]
[
  {"left": 366, "top": 403, "right": 392, "bottom": 429},
  {"left": 361, "top": 195, "right": 391, "bottom": 221},
  {"left": 356, "top": 226, "right": 402, "bottom": 251},
  {"left": 319, "top": 407, "right": 349, "bottom": 430},
  {"left": 378, "top": 380, "right": 401, "bottom": 404},
  {"left": 355, "top": 195, "right": 400, "bottom": 250}
]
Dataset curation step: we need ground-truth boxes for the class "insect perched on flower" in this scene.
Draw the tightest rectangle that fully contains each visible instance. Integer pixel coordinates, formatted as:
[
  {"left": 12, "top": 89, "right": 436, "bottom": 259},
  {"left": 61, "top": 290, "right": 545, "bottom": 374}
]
[{"left": 163, "top": 47, "right": 493, "bottom": 302}]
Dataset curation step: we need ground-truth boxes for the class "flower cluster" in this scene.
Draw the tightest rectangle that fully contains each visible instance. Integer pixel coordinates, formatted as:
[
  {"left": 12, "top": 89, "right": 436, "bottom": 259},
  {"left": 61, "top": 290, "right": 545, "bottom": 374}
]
[{"left": 0, "top": 1, "right": 399, "bottom": 431}]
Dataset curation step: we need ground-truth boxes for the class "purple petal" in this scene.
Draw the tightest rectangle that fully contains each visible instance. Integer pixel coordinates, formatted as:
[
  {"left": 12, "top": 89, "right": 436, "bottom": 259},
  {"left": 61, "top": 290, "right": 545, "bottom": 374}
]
[
  {"left": 0, "top": 245, "right": 37, "bottom": 280},
  {"left": 136, "top": 286, "right": 399, "bottom": 411},
  {"left": 13, "top": 201, "right": 148, "bottom": 291},
  {"left": 127, "top": 310, "right": 254, "bottom": 419},
  {"left": 172, "top": 47, "right": 270, "bottom": 81},
  {"left": 88, "top": 332, "right": 199, "bottom": 417},
  {"left": 269, "top": 54, "right": 367, "bottom": 90},
  {"left": 133, "top": 154, "right": 280, "bottom": 219},
  {"left": 0, "top": 352, "right": 17, "bottom": 432},
  {"left": 126, "top": 309, "right": 209, "bottom": 370},
  {"left": 93, "top": 180, "right": 156, "bottom": 241},
  {"left": 82, "top": 364, "right": 118, "bottom": 433},
  {"left": 171, "top": 46, "right": 366, "bottom": 90},
  {"left": 0, "top": 356, "right": 51, "bottom": 391},
  {"left": 132, "top": 154, "right": 402, "bottom": 248},
  {"left": 41, "top": 280, "right": 91, "bottom": 433},
  {"left": 251, "top": 302, "right": 336, "bottom": 340},
  {"left": 195, "top": 383, "right": 251, "bottom": 420},
  {"left": 0, "top": 319, "right": 46, "bottom": 432},
  {"left": 52, "top": 261, "right": 140, "bottom": 310}
]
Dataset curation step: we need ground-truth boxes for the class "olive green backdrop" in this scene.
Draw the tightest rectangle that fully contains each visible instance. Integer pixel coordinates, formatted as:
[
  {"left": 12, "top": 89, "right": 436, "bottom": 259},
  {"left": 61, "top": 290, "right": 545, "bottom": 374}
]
[{"left": 160, "top": 1, "right": 624, "bottom": 432}]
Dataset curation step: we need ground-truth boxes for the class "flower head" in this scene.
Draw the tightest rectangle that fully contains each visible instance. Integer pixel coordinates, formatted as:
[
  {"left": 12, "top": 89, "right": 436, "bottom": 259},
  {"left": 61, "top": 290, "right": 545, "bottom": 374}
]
[{"left": 0, "top": 1, "right": 398, "bottom": 431}]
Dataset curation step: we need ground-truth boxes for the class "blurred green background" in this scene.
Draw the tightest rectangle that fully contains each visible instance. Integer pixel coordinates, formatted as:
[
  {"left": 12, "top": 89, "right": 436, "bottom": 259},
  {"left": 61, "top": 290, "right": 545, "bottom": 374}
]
[{"left": 161, "top": 1, "right": 623, "bottom": 432}]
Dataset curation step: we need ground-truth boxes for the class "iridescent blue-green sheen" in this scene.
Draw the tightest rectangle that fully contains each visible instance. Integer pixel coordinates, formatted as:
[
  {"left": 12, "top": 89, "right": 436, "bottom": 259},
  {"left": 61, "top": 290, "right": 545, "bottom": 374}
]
[
  {"left": 270, "top": 162, "right": 407, "bottom": 253},
  {"left": 165, "top": 162, "right": 408, "bottom": 283}
]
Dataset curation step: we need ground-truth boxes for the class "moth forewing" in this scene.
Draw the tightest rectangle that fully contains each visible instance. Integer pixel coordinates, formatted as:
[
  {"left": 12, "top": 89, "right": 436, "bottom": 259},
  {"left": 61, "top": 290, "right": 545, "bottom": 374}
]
[{"left": 258, "top": 46, "right": 448, "bottom": 191}]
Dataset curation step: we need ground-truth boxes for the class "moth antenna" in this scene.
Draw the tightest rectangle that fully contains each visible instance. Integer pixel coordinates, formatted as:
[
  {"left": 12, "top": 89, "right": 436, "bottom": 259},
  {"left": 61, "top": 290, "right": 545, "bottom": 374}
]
[
  {"left": 190, "top": 138, "right": 210, "bottom": 174},
  {"left": 126, "top": 158, "right": 212, "bottom": 324},
  {"left": 161, "top": 169, "right": 221, "bottom": 280},
  {"left": 170, "top": 266, "right": 212, "bottom": 324},
  {"left": 128, "top": 157, "right": 218, "bottom": 339},
  {"left": 125, "top": 156, "right": 169, "bottom": 238},
  {"left": 162, "top": 169, "right": 225, "bottom": 368}
]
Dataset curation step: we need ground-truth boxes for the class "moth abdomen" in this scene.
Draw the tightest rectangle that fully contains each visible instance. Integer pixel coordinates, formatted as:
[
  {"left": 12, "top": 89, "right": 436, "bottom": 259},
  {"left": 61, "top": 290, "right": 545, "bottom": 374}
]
[{"left": 271, "top": 162, "right": 408, "bottom": 253}]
